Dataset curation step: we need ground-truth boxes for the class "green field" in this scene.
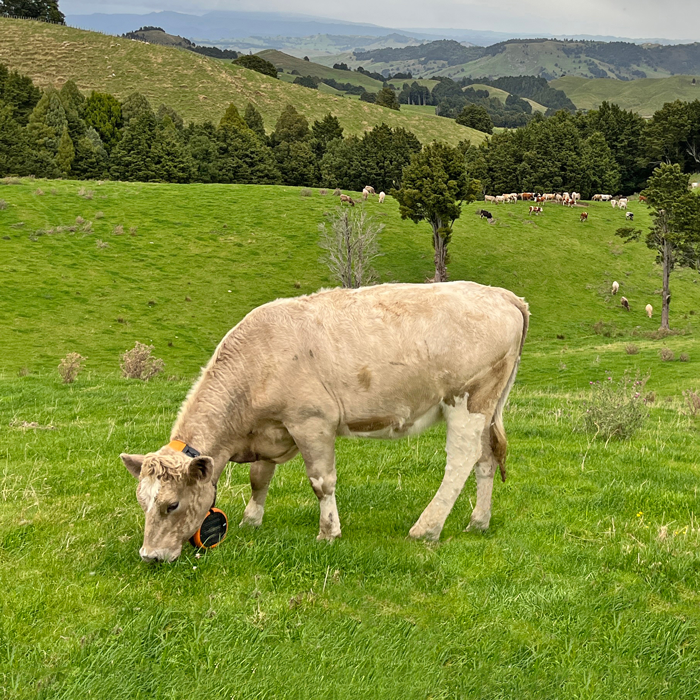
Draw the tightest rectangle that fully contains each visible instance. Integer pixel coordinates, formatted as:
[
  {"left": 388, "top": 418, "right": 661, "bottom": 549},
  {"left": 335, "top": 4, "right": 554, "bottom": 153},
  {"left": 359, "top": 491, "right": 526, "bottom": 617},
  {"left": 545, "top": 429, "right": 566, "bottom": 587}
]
[
  {"left": 552, "top": 75, "right": 700, "bottom": 116},
  {"left": 0, "top": 18, "right": 485, "bottom": 147},
  {"left": 3, "top": 179, "right": 700, "bottom": 698}
]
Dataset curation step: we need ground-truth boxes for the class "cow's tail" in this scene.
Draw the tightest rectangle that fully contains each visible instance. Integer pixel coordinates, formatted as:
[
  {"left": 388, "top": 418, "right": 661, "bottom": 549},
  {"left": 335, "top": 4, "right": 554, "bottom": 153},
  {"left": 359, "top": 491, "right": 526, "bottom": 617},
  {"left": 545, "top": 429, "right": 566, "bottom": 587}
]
[{"left": 490, "top": 296, "right": 529, "bottom": 482}]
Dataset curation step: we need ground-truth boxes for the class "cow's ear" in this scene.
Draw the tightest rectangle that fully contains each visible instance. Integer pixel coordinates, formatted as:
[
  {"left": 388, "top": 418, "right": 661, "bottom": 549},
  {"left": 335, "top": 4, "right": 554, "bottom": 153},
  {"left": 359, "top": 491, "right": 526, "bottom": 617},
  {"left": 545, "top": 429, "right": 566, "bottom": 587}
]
[
  {"left": 188, "top": 456, "right": 214, "bottom": 483},
  {"left": 121, "top": 453, "right": 145, "bottom": 479}
]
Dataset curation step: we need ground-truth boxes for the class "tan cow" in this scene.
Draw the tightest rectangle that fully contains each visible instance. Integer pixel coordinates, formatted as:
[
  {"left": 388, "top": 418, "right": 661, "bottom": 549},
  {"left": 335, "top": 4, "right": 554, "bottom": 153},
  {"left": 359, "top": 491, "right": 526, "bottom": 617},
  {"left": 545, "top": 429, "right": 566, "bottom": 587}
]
[
  {"left": 378, "top": 191, "right": 386, "bottom": 204},
  {"left": 121, "top": 282, "right": 529, "bottom": 562}
]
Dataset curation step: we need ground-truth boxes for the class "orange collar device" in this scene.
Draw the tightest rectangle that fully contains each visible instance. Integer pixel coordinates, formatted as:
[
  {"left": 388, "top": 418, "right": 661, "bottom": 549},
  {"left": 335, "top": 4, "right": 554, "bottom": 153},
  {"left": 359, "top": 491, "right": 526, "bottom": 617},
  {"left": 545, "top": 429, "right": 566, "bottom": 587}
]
[{"left": 167, "top": 439, "right": 201, "bottom": 458}]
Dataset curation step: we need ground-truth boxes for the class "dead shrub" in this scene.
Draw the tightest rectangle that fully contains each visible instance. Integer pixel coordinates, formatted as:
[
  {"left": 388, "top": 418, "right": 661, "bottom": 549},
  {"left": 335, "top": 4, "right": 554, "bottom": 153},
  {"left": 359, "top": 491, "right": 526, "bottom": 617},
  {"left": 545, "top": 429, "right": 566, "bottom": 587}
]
[
  {"left": 333, "top": 188, "right": 341, "bottom": 196},
  {"left": 300, "top": 188, "right": 312, "bottom": 197},
  {"left": 95, "top": 211, "right": 105, "bottom": 219},
  {"left": 680, "top": 353, "right": 690, "bottom": 362},
  {"left": 0, "top": 199, "right": 7, "bottom": 210},
  {"left": 1, "top": 177, "right": 21, "bottom": 185},
  {"left": 659, "top": 347, "right": 675, "bottom": 362},
  {"left": 625, "top": 344, "right": 639, "bottom": 355},
  {"left": 113, "top": 225, "right": 124, "bottom": 236},
  {"left": 96, "top": 239, "right": 109, "bottom": 249},
  {"left": 76, "top": 216, "right": 85, "bottom": 225},
  {"left": 120, "top": 342, "right": 164, "bottom": 381},
  {"left": 58, "top": 352, "right": 86, "bottom": 384},
  {"left": 683, "top": 389, "right": 700, "bottom": 416},
  {"left": 319, "top": 189, "right": 328, "bottom": 195},
  {"left": 81, "top": 221, "right": 93, "bottom": 233}
]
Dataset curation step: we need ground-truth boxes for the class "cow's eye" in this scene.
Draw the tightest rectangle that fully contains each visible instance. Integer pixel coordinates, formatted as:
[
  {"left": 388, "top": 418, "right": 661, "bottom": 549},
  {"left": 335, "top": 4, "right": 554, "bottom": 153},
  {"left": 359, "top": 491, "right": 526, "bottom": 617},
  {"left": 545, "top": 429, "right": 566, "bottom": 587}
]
[{"left": 167, "top": 502, "right": 179, "bottom": 514}]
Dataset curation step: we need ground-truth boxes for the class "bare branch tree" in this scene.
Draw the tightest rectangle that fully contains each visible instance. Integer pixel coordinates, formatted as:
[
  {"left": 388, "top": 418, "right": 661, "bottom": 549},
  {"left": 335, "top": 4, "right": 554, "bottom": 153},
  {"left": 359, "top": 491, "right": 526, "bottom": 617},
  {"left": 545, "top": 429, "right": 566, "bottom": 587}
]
[{"left": 318, "top": 207, "right": 383, "bottom": 288}]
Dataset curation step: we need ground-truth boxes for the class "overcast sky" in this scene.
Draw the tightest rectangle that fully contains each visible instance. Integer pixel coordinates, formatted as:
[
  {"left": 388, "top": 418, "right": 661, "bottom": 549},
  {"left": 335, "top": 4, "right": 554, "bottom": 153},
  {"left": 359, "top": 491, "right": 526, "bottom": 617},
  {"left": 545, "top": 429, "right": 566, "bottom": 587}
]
[{"left": 60, "top": 0, "right": 700, "bottom": 41}]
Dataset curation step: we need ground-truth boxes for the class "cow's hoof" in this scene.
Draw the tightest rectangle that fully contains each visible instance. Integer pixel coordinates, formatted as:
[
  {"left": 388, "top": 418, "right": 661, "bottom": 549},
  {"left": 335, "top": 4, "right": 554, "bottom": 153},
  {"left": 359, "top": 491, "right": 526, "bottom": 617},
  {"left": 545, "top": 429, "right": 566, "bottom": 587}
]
[
  {"left": 465, "top": 518, "right": 490, "bottom": 532},
  {"left": 408, "top": 523, "right": 440, "bottom": 541},
  {"left": 239, "top": 516, "right": 262, "bottom": 528},
  {"left": 317, "top": 532, "right": 341, "bottom": 542}
]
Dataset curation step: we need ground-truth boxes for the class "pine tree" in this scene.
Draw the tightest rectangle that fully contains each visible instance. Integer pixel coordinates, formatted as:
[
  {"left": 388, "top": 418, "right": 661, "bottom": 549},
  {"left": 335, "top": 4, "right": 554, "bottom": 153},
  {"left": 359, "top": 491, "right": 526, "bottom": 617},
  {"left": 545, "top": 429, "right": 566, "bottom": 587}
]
[
  {"left": 274, "top": 140, "right": 318, "bottom": 186},
  {"left": 185, "top": 122, "right": 219, "bottom": 183},
  {"left": 311, "top": 113, "right": 343, "bottom": 158},
  {"left": 219, "top": 103, "right": 248, "bottom": 132},
  {"left": 71, "top": 128, "right": 107, "bottom": 180},
  {"left": 215, "top": 125, "right": 280, "bottom": 184},
  {"left": 151, "top": 117, "right": 193, "bottom": 183},
  {"left": 244, "top": 103, "right": 266, "bottom": 139},
  {"left": 0, "top": 66, "right": 41, "bottom": 125},
  {"left": 156, "top": 104, "right": 184, "bottom": 130},
  {"left": 55, "top": 125, "right": 74, "bottom": 175},
  {"left": 110, "top": 112, "right": 156, "bottom": 181},
  {"left": 375, "top": 87, "right": 400, "bottom": 111},
  {"left": 121, "top": 92, "right": 153, "bottom": 125},
  {"left": 271, "top": 104, "right": 309, "bottom": 144},
  {"left": 0, "top": 102, "right": 25, "bottom": 176},
  {"left": 83, "top": 92, "right": 122, "bottom": 152},
  {"left": 26, "top": 88, "right": 67, "bottom": 155}
]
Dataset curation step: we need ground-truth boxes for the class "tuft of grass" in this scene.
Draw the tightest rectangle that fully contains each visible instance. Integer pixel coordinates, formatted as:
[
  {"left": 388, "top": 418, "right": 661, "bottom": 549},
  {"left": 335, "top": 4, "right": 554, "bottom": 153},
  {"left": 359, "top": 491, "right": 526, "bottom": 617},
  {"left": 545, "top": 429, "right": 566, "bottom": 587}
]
[
  {"left": 625, "top": 343, "right": 639, "bottom": 355},
  {"left": 0, "top": 199, "right": 7, "bottom": 210},
  {"left": 113, "top": 225, "right": 124, "bottom": 236},
  {"left": 660, "top": 347, "right": 675, "bottom": 362}
]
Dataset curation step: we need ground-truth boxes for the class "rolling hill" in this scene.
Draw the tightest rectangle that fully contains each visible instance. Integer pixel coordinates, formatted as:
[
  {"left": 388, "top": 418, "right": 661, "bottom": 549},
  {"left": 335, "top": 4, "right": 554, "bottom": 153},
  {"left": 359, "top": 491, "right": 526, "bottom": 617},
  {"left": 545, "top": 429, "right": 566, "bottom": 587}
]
[
  {"left": 0, "top": 18, "right": 486, "bottom": 146},
  {"left": 552, "top": 75, "right": 700, "bottom": 116}
]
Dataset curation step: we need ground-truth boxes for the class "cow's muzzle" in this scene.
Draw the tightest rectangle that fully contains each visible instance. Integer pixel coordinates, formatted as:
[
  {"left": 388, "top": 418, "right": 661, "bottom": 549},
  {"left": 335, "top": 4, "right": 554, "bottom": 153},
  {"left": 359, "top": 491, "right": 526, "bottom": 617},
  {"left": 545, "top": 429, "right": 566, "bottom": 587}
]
[{"left": 139, "top": 546, "right": 181, "bottom": 563}]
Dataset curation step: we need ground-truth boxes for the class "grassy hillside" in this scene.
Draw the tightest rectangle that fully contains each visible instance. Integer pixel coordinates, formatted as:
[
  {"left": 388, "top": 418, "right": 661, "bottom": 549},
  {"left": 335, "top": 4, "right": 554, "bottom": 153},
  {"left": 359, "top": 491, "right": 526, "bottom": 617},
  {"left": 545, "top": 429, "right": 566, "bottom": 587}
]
[
  {"left": 4, "top": 179, "right": 700, "bottom": 698},
  {"left": 552, "top": 75, "right": 700, "bottom": 116},
  {"left": 469, "top": 83, "right": 547, "bottom": 112},
  {"left": 0, "top": 18, "right": 485, "bottom": 146}
]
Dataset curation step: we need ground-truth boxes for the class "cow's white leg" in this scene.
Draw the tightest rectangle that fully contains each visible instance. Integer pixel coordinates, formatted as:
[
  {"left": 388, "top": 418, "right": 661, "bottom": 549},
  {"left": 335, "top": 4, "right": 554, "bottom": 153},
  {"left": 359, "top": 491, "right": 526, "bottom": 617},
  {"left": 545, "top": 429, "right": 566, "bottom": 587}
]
[
  {"left": 466, "top": 458, "right": 497, "bottom": 531},
  {"left": 240, "top": 460, "right": 277, "bottom": 528},
  {"left": 409, "top": 397, "right": 486, "bottom": 541},
  {"left": 288, "top": 420, "right": 341, "bottom": 541}
]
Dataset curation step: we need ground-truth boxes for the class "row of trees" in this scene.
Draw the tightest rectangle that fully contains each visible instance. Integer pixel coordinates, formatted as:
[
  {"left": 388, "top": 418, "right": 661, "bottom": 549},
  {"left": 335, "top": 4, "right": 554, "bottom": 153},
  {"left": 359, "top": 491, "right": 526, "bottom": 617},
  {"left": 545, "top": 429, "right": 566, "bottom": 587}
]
[{"left": 0, "top": 0, "right": 64, "bottom": 23}]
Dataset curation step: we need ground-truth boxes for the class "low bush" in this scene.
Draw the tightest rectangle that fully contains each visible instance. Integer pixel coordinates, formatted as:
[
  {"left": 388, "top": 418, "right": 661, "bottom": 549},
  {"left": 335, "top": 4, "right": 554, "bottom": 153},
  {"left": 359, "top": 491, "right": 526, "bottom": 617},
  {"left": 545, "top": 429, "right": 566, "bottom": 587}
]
[
  {"left": 300, "top": 188, "right": 312, "bottom": 197},
  {"left": 680, "top": 353, "right": 690, "bottom": 362},
  {"left": 625, "top": 344, "right": 639, "bottom": 355},
  {"left": 96, "top": 239, "right": 109, "bottom": 248},
  {"left": 113, "top": 225, "right": 124, "bottom": 235},
  {"left": 578, "top": 371, "right": 650, "bottom": 440},
  {"left": 120, "top": 342, "right": 164, "bottom": 381},
  {"left": 592, "top": 320, "right": 622, "bottom": 338},
  {"left": 660, "top": 347, "right": 674, "bottom": 362},
  {"left": 58, "top": 352, "right": 86, "bottom": 384},
  {"left": 683, "top": 389, "right": 700, "bottom": 416},
  {"left": 0, "top": 200, "right": 7, "bottom": 210},
  {"left": 95, "top": 211, "right": 105, "bottom": 219}
]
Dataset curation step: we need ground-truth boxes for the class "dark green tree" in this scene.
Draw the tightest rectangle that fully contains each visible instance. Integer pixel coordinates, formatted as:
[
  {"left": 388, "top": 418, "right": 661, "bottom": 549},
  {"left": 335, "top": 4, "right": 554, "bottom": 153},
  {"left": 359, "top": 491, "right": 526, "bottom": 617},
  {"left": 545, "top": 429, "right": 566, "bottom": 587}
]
[
  {"left": 219, "top": 103, "right": 249, "bottom": 132},
  {"left": 375, "top": 86, "right": 400, "bottom": 111},
  {"left": 185, "top": 122, "right": 219, "bottom": 183},
  {"left": 274, "top": 140, "right": 318, "bottom": 186},
  {"left": 26, "top": 87, "right": 67, "bottom": 156},
  {"left": 393, "top": 142, "right": 477, "bottom": 282},
  {"left": 456, "top": 104, "right": 493, "bottom": 134},
  {"left": 151, "top": 117, "right": 193, "bottom": 182},
  {"left": 581, "top": 131, "right": 621, "bottom": 199},
  {"left": 244, "top": 103, "right": 266, "bottom": 138},
  {"left": 216, "top": 122, "right": 280, "bottom": 184},
  {"left": 0, "top": 65, "right": 41, "bottom": 124},
  {"left": 616, "top": 163, "right": 700, "bottom": 329},
  {"left": 233, "top": 54, "right": 278, "bottom": 78},
  {"left": 55, "top": 125, "right": 74, "bottom": 174},
  {"left": 83, "top": 92, "right": 122, "bottom": 152},
  {"left": 271, "top": 104, "right": 310, "bottom": 144},
  {"left": 0, "top": 0, "right": 65, "bottom": 23},
  {"left": 71, "top": 127, "right": 108, "bottom": 180},
  {"left": 121, "top": 92, "right": 153, "bottom": 125},
  {"left": 311, "top": 113, "right": 343, "bottom": 158},
  {"left": 0, "top": 102, "right": 25, "bottom": 176},
  {"left": 156, "top": 104, "right": 184, "bottom": 130},
  {"left": 110, "top": 111, "right": 157, "bottom": 181}
]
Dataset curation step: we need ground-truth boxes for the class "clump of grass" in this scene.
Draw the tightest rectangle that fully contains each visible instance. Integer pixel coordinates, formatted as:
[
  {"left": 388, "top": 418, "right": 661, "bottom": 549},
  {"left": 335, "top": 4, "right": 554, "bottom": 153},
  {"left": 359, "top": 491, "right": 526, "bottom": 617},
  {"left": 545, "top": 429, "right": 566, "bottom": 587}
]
[
  {"left": 680, "top": 353, "right": 690, "bottom": 362},
  {"left": 0, "top": 199, "right": 7, "bottom": 210},
  {"left": 294, "top": 281, "right": 301, "bottom": 289},
  {"left": 81, "top": 221, "right": 93, "bottom": 233},
  {"left": 58, "top": 352, "right": 86, "bottom": 384},
  {"left": 1, "top": 177, "right": 21, "bottom": 185},
  {"left": 660, "top": 347, "right": 675, "bottom": 362},
  {"left": 113, "top": 225, "right": 124, "bottom": 235},
  {"left": 683, "top": 389, "right": 700, "bottom": 416},
  {"left": 319, "top": 189, "right": 328, "bottom": 195},
  {"left": 300, "top": 188, "right": 312, "bottom": 197},
  {"left": 35, "top": 188, "right": 44, "bottom": 196},
  {"left": 76, "top": 216, "right": 85, "bottom": 225},
  {"left": 78, "top": 187, "right": 94, "bottom": 200},
  {"left": 129, "top": 226, "right": 138, "bottom": 236},
  {"left": 96, "top": 239, "right": 109, "bottom": 249},
  {"left": 17, "top": 367, "right": 29, "bottom": 377},
  {"left": 625, "top": 344, "right": 639, "bottom": 355},
  {"left": 578, "top": 371, "right": 650, "bottom": 440},
  {"left": 95, "top": 211, "right": 105, "bottom": 219},
  {"left": 120, "top": 342, "right": 164, "bottom": 381},
  {"left": 333, "top": 188, "right": 341, "bottom": 196},
  {"left": 592, "top": 320, "right": 622, "bottom": 338}
]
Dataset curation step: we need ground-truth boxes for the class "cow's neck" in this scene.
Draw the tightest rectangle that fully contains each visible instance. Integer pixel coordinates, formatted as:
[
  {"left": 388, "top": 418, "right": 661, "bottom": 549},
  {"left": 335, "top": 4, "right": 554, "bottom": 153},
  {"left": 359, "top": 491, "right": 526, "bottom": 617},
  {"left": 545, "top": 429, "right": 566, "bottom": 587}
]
[{"left": 170, "top": 357, "right": 253, "bottom": 483}]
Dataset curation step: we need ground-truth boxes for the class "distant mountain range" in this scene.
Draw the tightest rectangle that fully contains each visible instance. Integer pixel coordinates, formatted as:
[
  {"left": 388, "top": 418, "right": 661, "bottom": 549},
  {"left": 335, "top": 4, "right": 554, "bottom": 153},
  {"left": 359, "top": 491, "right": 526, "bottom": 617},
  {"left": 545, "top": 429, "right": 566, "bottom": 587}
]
[{"left": 66, "top": 10, "right": 694, "bottom": 50}]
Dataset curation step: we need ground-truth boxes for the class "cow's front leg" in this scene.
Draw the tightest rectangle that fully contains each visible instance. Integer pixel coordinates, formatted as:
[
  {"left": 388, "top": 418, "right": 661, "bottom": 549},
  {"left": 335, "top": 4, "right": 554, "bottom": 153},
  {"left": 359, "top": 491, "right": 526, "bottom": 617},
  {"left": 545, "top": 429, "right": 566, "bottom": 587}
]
[
  {"left": 240, "top": 460, "right": 277, "bottom": 528},
  {"left": 288, "top": 419, "right": 341, "bottom": 541}
]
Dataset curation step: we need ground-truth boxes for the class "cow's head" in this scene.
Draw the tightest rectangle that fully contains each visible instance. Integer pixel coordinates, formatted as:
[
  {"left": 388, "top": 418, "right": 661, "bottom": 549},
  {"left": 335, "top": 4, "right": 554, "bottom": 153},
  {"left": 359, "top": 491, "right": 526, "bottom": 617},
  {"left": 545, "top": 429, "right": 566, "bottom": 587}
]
[{"left": 121, "top": 450, "right": 216, "bottom": 563}]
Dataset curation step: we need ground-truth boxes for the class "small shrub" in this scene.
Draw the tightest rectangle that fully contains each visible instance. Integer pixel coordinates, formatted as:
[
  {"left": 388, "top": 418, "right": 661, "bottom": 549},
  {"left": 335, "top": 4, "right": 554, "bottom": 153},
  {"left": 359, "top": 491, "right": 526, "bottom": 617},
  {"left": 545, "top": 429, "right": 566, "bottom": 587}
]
[
  {"left": 679, "top": 353, "right": 690, "bottom": 362},
  {"left": 294, "top": 281, "right": 301, "bottom": 289},
  {"left": 333, "top": 188, "right": 342, "bottom": 196},
  {"left": 120, "top": 342, "right": 164, "bottom": 381},
  {"left": 319, "top": 189, "right": 328, "bottom": 195},
  {"left": 592, "top": 320, "right": 621, "bottom": 338},
  {"left": 58, "top": 352, "right": 86, "bottom": 384},
  {"left": 556, "top": 334, "right": 565, "bottom": 340},
  {"left": 579, "top": 371, "right": 650, "bottom": 440},
  {"left": 81, "top": 221, "right": 93, "bottom": 233},
  {"left": 96, "top": 239, "right": 109, "bottom": 249},
  {"left": 78, "top": 187, "right": 94, "bottom": 200},
  {"left": 660, "top": 347, "right": 674, "bottom": 362},
  {"left": 185, "top": 296, "right": 191, "bottom": 302},
  {"left": 625, "top": 344, "right": 639, "bottom": 355},
  {"left": 76, "top": 216, "right": 85, "bottom": 225},
  {"left": 300, "top": 188, "right": 312, "bottom": 197},
  {"left": 95, "top": 211, "right": 105, "bottom": 219},
  {"left": 683, "top": 389, "right": 700, "bottom": 416},
  {"left": 113, "top": 225, "right": 124, "bottom": 236},
  {"left": 645, "top": 391, "right": 656, "bottom": 404},
  {"left": 35, "top": 188, "right": 44, "bottom": 196},
  {"left": 1, "top": 177, "right": 22, "bottom": 185},
  {"left": 17, "top": 367, "right": 29, "bottom": 377},
  {"left": 0, "top": 199, "right": 7, "bottom": 210},
  {"left": 129, "top": 226, "right": 138, "bottom": 236},
  {"left": 147, "top": 300, "right": 156, "bottom": 307}
]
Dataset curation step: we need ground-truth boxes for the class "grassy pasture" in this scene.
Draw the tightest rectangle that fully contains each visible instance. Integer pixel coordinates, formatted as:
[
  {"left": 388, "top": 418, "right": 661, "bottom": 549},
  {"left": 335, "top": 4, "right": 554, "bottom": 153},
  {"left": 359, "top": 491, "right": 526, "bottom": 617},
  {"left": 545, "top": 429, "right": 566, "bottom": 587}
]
[
  {"left": 2, "top": 180, "right": 700, "bottom": 698},
  {"left": 0, "top": 18, "right": 485, "bottom": 147}
]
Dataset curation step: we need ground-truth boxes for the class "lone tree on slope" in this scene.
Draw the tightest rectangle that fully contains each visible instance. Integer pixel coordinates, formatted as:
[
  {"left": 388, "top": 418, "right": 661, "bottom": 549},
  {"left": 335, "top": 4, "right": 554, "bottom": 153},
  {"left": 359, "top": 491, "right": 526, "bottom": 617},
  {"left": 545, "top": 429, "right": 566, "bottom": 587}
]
[
  {"left": 0, "top": 0, "right": 65, "bottom": 23},
  {"left": 616, "top": 163, "right": 700, "bottom": 330},
  {"left": 393, "top": 142, "right": 479, "bottom": 283}
]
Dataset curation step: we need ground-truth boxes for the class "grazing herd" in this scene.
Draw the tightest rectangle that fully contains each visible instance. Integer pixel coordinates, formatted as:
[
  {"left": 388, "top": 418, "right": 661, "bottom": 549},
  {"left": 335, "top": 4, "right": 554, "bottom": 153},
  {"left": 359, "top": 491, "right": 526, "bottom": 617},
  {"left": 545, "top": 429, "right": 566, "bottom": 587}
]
[
  {"left": 336, "top": 186, "right": 386, "bottom": 207},
  {"left": 612, "top": 280, "right": 653, "bottom": 317}
]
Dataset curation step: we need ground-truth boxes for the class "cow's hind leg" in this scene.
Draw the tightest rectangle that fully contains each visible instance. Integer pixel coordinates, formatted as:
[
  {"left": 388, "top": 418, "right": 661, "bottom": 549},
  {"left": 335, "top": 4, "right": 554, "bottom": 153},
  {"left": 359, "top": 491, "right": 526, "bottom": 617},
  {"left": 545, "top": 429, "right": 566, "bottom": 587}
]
[
  {"left": 409, "top": 397, "right": 485, "bottom": 541},
  {"left": 240, "top": 460, "right": 277, "bottom": 528}
]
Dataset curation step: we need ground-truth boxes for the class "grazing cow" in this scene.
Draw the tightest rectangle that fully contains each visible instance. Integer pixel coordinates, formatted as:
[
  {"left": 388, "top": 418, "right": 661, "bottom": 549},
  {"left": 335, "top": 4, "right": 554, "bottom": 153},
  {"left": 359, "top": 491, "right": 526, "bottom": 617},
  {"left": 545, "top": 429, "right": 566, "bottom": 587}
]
[
  {"left": 340, "top": 194, "right": 355, "bottom": 207},
  {"left": 378, "top": 191, "right": 386, "bottom": 204},
  {"left": 691, "top": 183, "right": 699, "bottom": 189},
  {"left": 485, "top": 195, "right": 497, "bottom": 204},
  {"left": 121, "top": 282, "right": 530, "bottom": 562},
  {"left": 611, "top": 199, "right": 618, "bottom": 208},
  {"left": 495, "top": 196, "right": 506, "bottom": 204},
  {"left": 572, "top": 192, "right": 581, "bottom": 203},
  {"left": 646, "top": 304, "right": 653, "bottom": 318},
  {"left": 362, "top": 188, "right": 370, "bottom": 201},
  {"left": 521, "top": 192, "right": 534, "bottom": 201},
  {"left": 621, "top": 296, "right": 630, "bottom": 311},
  {"left": 639, "top": 195, "right": 647, "bottom": 202},
  {"left": 612, "top": 281, "right": 619, "bottom": 295},
  {"left": 626, "top": 211, "right": 634, "bottom": 221},
  {"left": 580, "top": 212, "right": 588, "bottom": 222},
  {"left": 592, "top": 194, "right": 603, "bottom": 201},
  {"left": 478, "top": 209, "right": 493, "bottom": 219},
  {"left": 618, "top": 198, "right": 628, "bottom": 210},
  {"left": 528, "top": 206, "right": 543, "bottom": 215},
  {"left": 555, "top": 194, "right": 563, "bottom": 203},
  {"left": 365, "top": 186, "right": 376, "bottom": 195}
]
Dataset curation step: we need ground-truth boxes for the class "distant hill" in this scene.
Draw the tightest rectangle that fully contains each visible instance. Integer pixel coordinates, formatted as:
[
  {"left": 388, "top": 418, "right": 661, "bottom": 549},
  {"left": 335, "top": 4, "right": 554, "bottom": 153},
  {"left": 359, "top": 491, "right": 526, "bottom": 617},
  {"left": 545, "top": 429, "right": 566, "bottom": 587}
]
[
  {"left": 0, "top": 18, "right": 486, "bottom": 146},
  {"left": 346, "top": 38, "right": 700, "bottom": 81},
  {"left": 123, "top": 26, "right": 239, "bottom": 60},
  {"left": 552, "top": 75, "right": 700, "bottom": 116}
]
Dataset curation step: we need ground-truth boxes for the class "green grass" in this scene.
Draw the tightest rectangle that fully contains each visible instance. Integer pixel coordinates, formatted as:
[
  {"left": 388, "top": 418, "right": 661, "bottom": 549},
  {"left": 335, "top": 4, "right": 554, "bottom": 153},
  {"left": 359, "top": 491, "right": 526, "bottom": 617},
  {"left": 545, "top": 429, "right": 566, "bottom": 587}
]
[
  {"left": 552, "top": 75, "right": 700, "bottom": 116},
  {"left": 469, "top": 83, "right": 547, "bottom": 113},
  {"left": 3, "top": 179, "right": 700, "bottom": 698},
  {"left": 0, "top": 18, "right": 486, "bottom": 147}
]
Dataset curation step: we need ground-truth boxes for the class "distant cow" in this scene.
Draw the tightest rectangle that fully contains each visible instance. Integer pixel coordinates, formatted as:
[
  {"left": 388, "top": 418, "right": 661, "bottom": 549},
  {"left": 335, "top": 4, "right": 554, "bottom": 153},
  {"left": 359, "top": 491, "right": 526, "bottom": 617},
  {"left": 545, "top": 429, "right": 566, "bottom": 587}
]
[
  {"left": 521, "top": 192, "right": 534, "bottom": 201},
  {"left": 639, "top": 195, "right": 647, "bottom": 202},
  {"left": 612, "top": 281, "right": 619, "bottom": 295},
  {"left": 621, "top": 296, "right": 630, "bottom": 311},
  {"left": 485, "top": 195, "right": 497, "bottom": 204},
  {"left": 362, "top": 188, "right": 370, "bottom": 201},
  {"left": 600, "top": 194, "right": 612, "bottom": 201},
  {"left": 618, "top": 198, "right": 628, "bottom": 210},
  {"left": 478, "top": 209, "right": 493, "bottom": 219},
  {"left": 580, "top": 212, "right": 588, "bottom": 222},
  {"left": 646, "top": 304, "right": 653, "bottom": 318},
  {"left": 592, "top": 194, "right": 603, "bottom": 201},
  {"left": 611, "top": 199, "right": 618, "bottom": 208},
  {"left": 365, "top": 186, "right": 376, "bottom": 195},
  {"left": 378, "top": 191, "right": 386, "bottom": 204},
  {"left": 572, "top": 192, "right": 581, "bottom": 203},
  {"left": 528, "top": 206, "right": 543, "bottom": 215},
  {"left": 626, "top": 211, "right": 634, "bottom": 221},
  {"left": 340, "top": 194, "right": 355, "bottom": 207}
]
